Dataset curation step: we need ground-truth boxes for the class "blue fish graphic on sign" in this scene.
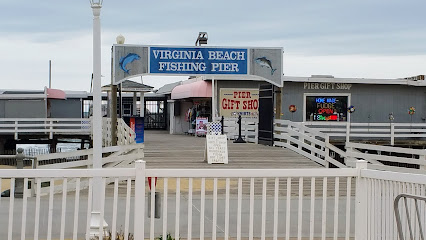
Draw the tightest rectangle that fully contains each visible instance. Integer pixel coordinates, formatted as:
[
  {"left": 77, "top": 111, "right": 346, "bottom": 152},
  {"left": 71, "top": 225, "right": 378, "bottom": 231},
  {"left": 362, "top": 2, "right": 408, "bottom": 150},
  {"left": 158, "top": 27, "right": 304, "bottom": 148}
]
[
  {"left": 255, "top": 57, "right": 277, "bottom": 75},
  {"left": 119, "top": 53, "right": 141, "bottom": 74}
]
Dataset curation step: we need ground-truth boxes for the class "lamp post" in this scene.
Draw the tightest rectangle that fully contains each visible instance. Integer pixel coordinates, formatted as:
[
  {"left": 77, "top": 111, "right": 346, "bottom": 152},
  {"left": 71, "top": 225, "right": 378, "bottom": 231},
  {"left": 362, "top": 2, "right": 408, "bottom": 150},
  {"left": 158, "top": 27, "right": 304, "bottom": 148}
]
[
  {"left": 110, "top": 35, "right": 125, "bottom": 146},
  {"left": 90, "top": 0, "right": 107, "bottom": 237}
]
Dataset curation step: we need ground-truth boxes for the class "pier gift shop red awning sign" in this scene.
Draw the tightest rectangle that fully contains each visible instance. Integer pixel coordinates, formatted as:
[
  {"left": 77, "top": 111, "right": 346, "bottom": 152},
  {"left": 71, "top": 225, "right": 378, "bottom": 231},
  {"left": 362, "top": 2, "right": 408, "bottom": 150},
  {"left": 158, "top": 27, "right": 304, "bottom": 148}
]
[{"left": 220, "top": 88, "right": 259, "bottom": 118}]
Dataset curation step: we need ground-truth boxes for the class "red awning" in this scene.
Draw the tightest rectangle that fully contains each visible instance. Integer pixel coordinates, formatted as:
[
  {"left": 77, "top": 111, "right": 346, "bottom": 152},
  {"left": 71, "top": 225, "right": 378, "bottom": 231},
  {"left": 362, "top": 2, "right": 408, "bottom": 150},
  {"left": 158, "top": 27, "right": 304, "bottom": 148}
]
[
  {"left": 171, "top": 81, "right": 212, "bottom": 100},
  {"left": 46, "top": 88, "right": 66, "bottom": 99}
]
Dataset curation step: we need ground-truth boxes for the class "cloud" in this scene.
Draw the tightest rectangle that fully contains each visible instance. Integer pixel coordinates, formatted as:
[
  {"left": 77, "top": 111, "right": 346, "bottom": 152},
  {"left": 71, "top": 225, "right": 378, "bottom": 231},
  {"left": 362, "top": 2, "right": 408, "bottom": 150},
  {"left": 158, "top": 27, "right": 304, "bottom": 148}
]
[{"left": 0, "top": 0, "right": 425, "bottom": 91}]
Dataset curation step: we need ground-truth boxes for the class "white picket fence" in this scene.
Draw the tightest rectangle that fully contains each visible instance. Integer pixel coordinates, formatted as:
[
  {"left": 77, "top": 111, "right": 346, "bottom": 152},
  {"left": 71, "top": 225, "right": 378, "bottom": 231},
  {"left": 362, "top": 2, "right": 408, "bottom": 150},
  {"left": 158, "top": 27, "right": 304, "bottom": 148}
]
[
  {"left": 302, "top": 121, "right": 426, "bottom": 145},
  {"left": 274, "top": 120, "right": 426, "bottom": 173},
  {"left": 215, "top": 117, "right": 258, "bottom": 143},
  {"left": 0, "top": 118, "right": 91, "bottom": 139},
  {"left": 345, "top": 142, "right": 426, "bottom": 174},
  {"left": 103, "top": 118, "right": 136, "bottom": 147},
  {"left": 274, "top": 119, "right": 347, "bottom": 168},
  {"left": 0, "top": 161, "right": 425, "bottom": 239}
]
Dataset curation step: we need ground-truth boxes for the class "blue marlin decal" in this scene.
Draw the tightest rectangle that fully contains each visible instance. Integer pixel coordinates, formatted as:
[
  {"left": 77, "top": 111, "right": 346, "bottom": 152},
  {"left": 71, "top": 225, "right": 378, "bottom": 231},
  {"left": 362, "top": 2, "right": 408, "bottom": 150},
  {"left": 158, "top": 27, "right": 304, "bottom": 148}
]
[
  {"left": 119, "top": 53, "right": 141, "bottom": 74},
  {"left": 255, "top": 57, "right": 277, "bottom": 75}
]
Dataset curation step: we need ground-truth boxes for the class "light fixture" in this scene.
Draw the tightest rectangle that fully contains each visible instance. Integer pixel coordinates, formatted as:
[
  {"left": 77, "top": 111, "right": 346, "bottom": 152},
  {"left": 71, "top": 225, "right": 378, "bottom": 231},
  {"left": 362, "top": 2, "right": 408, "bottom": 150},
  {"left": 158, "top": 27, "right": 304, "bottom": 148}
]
[
  {"left": 90, "top": 0, "right": 103, "bottom": 7},
  {"left": 195, "top": 32, "right": 208, "bottom": 46},
  {"left": 116, "top": 34, "right": 125, "bottom": 44}
]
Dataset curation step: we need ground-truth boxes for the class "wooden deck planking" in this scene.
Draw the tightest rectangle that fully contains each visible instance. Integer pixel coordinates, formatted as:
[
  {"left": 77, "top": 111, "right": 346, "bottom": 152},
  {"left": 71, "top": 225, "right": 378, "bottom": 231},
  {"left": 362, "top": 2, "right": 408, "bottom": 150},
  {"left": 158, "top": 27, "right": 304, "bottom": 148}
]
[{"left": 143, "top": 131, "right": 321, "bottom": 169}]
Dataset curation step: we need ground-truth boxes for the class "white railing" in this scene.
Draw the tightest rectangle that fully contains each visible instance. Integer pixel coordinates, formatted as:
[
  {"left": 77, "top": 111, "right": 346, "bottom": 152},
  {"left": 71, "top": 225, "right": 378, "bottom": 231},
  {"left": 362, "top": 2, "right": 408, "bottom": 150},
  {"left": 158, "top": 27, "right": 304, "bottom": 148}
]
[
  {"left": 274, "top": 119, "right": 347, "bottom": 168},
  {"left": 216, "top": 117, "right": 258, "bottom": 143},
  {"left": 35, "top": 144, "right": 144, "bottom": 170},
  {"left": 346, "top": 142, "right": 426, "bottom": 174},
  {"left": 302, "top": 122, "right": 426, "bottom": 145},
  {"left": 103, "top": 118, "right": 136, "bottom": 147},
  {"left": 357, "top": 164, "right": 426, "bottom": 240},
  {"left": 0, "top": 161, "right": 425, "bottom": 239},
  {"left": 0, "top": 118, "right": 91, "bottom": 140},
  {"left": 0, "top": 163, "right": 144, "bottom": 240}
]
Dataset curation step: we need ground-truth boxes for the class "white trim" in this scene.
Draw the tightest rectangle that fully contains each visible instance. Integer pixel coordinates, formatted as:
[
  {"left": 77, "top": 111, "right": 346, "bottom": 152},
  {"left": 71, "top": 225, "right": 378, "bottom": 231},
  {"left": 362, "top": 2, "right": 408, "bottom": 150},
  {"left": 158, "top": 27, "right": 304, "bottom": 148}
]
[
  {"left": 284, "top": 76, "right": 426, "bottom": 86},
  {"left": 0, "top": 94, "right": 46, "bottom": 100},
  {"left": 303, "top": 93, "right": 351, "bottom": 122}
]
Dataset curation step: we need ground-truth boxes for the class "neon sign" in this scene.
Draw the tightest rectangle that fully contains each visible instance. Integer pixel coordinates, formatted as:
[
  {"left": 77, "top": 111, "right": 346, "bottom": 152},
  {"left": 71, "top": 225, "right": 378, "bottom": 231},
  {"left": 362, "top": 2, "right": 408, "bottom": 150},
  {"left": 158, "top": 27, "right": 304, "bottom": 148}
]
[{"left": 306, "top": 96, "right": 348, "bottom": 122}]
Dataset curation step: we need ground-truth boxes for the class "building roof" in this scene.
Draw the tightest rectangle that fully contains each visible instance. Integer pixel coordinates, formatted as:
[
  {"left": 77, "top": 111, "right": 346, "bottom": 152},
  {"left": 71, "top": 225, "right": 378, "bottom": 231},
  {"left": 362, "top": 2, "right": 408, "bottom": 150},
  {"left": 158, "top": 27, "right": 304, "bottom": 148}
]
[
  {"left": 156, "top": 81, "right": 182, "bottom": 95},
  {"left": 102, "top": 80, "right": 154, "bottom": 92},
  {"left": 283, "top": 75, "right": 426, "bottom": 86}
]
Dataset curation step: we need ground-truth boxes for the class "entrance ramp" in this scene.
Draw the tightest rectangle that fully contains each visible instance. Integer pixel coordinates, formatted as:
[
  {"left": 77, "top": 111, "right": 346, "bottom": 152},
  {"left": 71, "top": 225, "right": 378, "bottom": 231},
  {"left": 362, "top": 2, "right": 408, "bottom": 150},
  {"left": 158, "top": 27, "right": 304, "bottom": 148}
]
[{"left": 143, "top": 130, "right": 320, "bottom": 169}]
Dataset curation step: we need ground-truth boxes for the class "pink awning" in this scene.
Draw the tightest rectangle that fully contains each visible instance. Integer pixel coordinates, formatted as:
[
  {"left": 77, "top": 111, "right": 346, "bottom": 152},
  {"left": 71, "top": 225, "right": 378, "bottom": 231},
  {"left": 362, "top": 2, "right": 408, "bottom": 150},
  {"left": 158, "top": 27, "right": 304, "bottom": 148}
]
[
  {"left": 46, "top": 88, "right": 66, "bottom": 99},
  {"left": 171, "top": 81, "right": 212, "bottom": 100}
]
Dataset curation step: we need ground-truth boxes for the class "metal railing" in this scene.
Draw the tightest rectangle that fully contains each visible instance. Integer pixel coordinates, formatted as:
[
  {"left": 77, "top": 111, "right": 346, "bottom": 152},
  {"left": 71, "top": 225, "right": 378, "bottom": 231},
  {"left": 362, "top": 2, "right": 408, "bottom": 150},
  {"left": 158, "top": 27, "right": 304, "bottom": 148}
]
[{"left": 394, "top": 194, "right": 426, "bottom": 240}]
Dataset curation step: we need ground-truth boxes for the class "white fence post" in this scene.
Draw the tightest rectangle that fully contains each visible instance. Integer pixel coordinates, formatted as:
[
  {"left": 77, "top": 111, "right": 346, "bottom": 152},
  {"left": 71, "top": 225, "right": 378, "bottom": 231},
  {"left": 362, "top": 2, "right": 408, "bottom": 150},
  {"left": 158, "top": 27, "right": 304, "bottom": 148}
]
[
  {"left": 355, "top": 160, "right": 368, "bottom": 240},
  {"left": 421, "top": 153, "right": 426, "bottom": 171},
  {"left": 325, "top": 135, "right": 330, "bottom": 168},
  {"left": 14, "top": 120, "right": 18, "bottom": 140},
  {"left": 391, "top": 123, "right": 395, "bottom": 146},
  {"left": 49, "top": 120, "right": 53, "bottom": 139},
  {"left": 134, "top": 160, "right": 146, "bottom": 240}
]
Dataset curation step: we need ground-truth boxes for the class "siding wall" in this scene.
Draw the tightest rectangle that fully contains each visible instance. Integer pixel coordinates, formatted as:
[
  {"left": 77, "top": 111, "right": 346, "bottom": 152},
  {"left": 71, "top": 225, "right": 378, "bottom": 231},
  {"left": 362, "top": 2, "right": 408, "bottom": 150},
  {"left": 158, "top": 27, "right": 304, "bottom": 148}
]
[
  {"left": 49, "top": 99, "right": 82, "bottom": 118},
  {"left": 2, "top": 100, "right": 46, "bottom": 118},
  {"left": 282, "top": 82, "right": 426, "bottom": 123}
]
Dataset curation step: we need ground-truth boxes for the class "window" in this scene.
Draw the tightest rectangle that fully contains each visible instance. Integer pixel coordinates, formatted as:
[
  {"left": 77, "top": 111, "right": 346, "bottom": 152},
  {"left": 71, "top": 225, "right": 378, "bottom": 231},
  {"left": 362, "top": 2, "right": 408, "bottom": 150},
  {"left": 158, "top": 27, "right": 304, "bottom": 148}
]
[{"left": 305, "top": 95, "right": 348, "bottom": 121}]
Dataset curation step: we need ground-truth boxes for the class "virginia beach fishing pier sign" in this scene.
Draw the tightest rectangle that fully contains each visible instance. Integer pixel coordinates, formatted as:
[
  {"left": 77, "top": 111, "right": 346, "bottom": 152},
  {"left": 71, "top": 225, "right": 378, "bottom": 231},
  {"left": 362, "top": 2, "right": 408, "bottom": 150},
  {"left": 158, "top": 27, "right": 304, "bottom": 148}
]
[{"left": 113, "top": 45, "right": 283, "bottom": 87}]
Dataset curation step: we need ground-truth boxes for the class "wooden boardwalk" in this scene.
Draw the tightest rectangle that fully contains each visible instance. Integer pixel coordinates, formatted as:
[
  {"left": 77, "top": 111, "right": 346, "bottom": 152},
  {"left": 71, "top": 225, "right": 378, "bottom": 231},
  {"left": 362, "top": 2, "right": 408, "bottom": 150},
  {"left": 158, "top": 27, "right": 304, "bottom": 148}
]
[{"left": 143, "top": 131, "right": 321, "bottom": 169}]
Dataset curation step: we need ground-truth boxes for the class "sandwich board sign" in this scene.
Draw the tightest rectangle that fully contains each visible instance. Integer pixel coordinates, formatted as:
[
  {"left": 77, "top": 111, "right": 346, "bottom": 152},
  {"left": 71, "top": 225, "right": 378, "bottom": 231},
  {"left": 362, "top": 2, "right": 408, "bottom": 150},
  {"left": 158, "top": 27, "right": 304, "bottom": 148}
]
[
  {"left": 205, "top": 135, "right": 228, "bottom": 164},
  {"left": 113, "top": 45, "right": 283, "bottom": 87}
]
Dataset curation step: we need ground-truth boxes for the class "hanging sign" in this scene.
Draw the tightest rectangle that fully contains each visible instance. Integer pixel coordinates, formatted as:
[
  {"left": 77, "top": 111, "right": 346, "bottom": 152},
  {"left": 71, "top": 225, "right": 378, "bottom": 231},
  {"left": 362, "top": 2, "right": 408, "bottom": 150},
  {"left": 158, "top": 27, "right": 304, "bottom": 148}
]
[
  {"left": 113, "top": 45, "right": 283, "bottom": 87},
  {"left": 205, "top": 135, "right": 228, "bottom": 164},
  {"left": 220, "top": 88, "right": 259, "bottom": 118}
]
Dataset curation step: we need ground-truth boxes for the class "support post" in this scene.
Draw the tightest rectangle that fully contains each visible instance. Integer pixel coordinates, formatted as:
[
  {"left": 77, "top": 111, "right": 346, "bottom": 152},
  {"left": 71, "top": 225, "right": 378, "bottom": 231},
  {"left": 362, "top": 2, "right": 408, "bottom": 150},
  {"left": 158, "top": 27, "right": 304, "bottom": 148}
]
[
  {"left": 133, "top": 92, "right": 137, "bottom": 116},
  {"left": 140, "top": 92, "right": 145, "bottom": 117},
  {"left": 211, "top": 77, "right": 215, "bottom": 119},
  {"left": 15, "top": 148, "right": 24, "bottom": 198},
  {"left": 90, "top": 2, "right": 108, "bottom": 237},
  {"left": 390, "top": 122, "right": 395, "bottom": 146},
  {"left": 134, "top": 160, "right": 146, "bottom": 239},
  {"left": 275, "top": 86, "right": 282, "bottom": 119},
  {"left": 110, "top": 46, "right": 117, "bottom": 146},
  {"left": 355, "top": 160, "right": 368, "bottom": 240}
]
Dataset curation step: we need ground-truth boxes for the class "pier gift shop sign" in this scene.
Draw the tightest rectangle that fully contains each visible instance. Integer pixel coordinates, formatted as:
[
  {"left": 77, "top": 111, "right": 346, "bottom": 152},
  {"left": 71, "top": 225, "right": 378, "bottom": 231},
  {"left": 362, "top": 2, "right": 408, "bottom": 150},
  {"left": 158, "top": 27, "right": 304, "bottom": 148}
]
[
  {"left": 113, "top": 45, "right": 283, "bottom": 87},
  {"left": 220, "top": 88, "right": 259, "bottom": 118}
]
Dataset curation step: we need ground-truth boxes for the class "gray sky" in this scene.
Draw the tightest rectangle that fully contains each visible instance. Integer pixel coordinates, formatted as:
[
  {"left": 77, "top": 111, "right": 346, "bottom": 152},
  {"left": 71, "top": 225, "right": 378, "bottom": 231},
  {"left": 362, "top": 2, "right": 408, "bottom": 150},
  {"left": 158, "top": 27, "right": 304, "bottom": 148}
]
[{"left": 1, "top": 0, "right": 425, "bottom": 91}]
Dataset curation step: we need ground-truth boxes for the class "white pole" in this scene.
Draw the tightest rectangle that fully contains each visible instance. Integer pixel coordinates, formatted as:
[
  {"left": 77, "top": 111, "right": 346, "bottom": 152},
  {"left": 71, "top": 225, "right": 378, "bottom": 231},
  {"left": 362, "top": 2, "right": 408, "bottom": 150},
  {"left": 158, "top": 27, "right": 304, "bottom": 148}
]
[
  {"left": 49, "top": 60, "right": 52, "bottom": 88},
  {"left": 90, "top": 2, "right": 107, "bottom": 236},
  {"left": 212, "top": 77, "right": 215, "bottom": 120}
]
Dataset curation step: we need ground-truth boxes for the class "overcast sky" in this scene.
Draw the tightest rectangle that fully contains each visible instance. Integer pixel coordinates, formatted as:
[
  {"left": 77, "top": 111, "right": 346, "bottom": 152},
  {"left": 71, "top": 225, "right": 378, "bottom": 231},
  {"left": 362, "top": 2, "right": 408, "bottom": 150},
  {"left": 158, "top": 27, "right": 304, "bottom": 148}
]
[{"left": 1, "top": 0, "right": 425, "bottom": 91}]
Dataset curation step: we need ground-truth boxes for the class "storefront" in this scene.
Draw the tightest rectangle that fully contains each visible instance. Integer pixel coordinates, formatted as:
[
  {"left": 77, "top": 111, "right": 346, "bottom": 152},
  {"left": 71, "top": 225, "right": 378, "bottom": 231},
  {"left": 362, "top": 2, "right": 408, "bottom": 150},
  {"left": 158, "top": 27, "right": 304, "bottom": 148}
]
[
  {"left": 281, "top": 75, "right": 426, "bottom": 123},
  {"left": 167, "top": 77, "right": 265, "bottom": 135}
]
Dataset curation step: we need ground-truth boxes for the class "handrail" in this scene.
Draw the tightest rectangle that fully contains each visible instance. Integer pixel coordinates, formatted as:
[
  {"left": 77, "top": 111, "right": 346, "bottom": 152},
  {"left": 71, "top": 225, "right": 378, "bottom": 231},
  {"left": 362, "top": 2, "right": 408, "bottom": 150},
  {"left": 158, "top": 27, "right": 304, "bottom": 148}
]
[
  {"left": 274, "top": 119, "right": 347, "bottom": 168},
  {"left": 394, "top": 194, "right": 426, "bottom": 240}
]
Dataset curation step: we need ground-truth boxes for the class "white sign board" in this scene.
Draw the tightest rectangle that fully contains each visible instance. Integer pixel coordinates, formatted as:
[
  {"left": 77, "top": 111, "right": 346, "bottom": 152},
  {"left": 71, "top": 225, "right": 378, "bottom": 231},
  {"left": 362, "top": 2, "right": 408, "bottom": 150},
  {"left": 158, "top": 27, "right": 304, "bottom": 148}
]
[{"left": 205, "top": 135, "right": 228, "bottom": 164}]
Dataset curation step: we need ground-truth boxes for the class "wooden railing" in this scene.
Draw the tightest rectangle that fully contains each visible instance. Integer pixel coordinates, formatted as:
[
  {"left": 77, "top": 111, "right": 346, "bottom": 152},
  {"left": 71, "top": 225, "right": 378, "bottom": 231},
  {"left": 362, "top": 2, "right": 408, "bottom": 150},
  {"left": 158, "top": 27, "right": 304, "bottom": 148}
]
[
  {"left": 102, "top": 118, "right": 136, "bottom": 147},
  {"left": 215, "top": 117, "right": 258, "bottom": 143},
  {"left": 274, "top": 119, "right": 347, "bottom": 168},
  {"left": 0, "top": 118, "right": 91, "bottom": 139},
  {"left": 302, "top": 121, "right": 426, "bottom": 145},
  {"left": 34, "top": 144, "right": 144, "bottom": 170},
  {"left": 345, "top": 142, "right": 426, "bottom": 174}
]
